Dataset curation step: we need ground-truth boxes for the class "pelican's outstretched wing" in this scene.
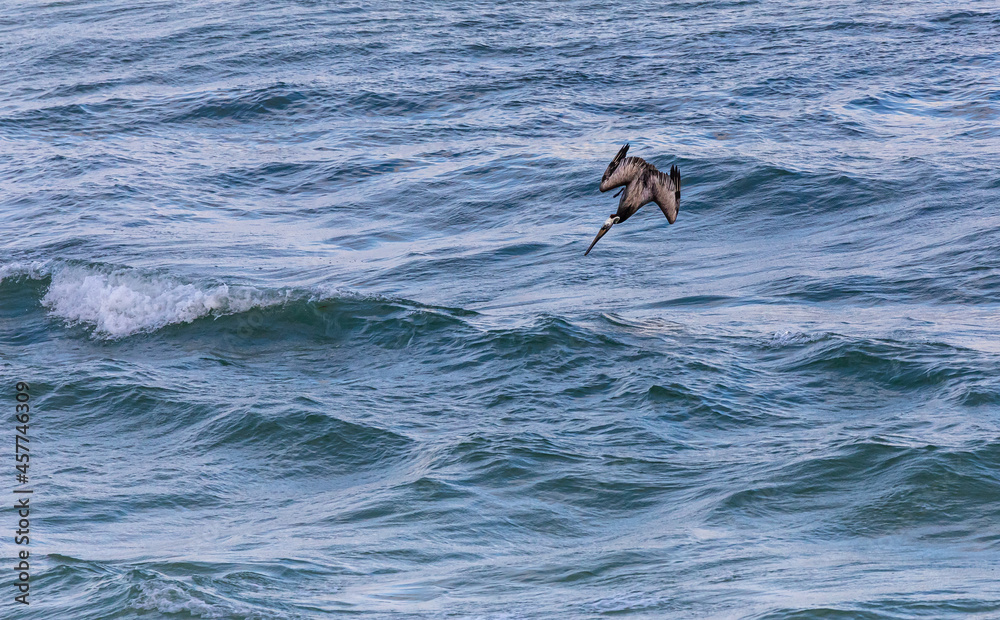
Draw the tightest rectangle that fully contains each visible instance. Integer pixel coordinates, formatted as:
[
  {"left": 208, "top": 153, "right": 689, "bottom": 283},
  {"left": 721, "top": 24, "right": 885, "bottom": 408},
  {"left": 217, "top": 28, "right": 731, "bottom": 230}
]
[
  {"left": 609, "top": 143, "right": 629, "bottom": 169},
  {"left": 600, "top": 146, "right": 654, "bottom": 193},
  {"left": 650, "top": 164, "right": 681, "bottom": 224}
]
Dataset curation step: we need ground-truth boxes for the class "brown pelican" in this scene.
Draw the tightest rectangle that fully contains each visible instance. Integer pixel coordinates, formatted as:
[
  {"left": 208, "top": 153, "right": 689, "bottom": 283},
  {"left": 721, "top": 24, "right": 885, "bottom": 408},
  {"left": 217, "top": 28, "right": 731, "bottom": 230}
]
[{"left": 585, "top": 143, "right": 681, "bottom": 256}]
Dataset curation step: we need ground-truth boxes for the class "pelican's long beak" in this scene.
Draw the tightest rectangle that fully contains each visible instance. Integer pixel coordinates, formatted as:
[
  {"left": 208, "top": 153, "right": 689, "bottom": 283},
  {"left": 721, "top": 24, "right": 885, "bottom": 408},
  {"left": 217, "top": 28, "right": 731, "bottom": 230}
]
[{"left": 584, "top": 218, "right": 616, "bottom": 256}]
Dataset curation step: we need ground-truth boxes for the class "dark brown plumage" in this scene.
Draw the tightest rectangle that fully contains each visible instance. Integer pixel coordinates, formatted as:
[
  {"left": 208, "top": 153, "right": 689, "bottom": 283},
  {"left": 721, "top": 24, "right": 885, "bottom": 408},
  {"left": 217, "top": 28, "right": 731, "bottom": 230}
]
[{"left": 586, "top": 144, "right": 681, "bottom": 256}]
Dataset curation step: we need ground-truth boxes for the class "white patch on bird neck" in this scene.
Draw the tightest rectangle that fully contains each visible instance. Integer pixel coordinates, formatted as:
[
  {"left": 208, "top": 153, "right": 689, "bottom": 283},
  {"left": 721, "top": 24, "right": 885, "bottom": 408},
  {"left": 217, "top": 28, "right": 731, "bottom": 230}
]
[{"left": 603, "top": 216, "right": 619, "bottom": 228}]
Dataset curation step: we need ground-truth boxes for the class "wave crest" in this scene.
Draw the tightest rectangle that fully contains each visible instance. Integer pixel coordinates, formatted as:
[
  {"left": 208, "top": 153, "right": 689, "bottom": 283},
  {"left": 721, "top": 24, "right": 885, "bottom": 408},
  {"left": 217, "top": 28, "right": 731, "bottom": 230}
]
[{"left": 41, "top": 266, "right": 279, "bottom": 338}]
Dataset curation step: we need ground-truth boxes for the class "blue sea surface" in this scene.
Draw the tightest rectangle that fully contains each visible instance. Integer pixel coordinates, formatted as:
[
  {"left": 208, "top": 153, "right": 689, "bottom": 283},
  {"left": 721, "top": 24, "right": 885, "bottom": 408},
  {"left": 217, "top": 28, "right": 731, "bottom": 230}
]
[{"left": 2, "top": 1, "right": 1000, "bottom": 617}]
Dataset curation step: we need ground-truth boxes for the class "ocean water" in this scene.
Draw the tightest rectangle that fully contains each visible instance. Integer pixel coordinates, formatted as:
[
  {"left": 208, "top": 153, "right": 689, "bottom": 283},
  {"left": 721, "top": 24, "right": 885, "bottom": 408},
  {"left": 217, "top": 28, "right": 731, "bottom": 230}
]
[{"left": 2, "top": 0, "right": 1000, "bottom": 617}]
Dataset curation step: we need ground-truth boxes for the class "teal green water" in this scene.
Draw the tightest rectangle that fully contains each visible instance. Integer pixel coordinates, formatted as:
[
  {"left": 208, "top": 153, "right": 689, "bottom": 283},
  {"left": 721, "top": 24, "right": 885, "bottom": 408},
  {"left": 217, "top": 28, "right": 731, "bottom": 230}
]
[{"left": 2, "top": 1, "right": 1000, "bottom": 617}]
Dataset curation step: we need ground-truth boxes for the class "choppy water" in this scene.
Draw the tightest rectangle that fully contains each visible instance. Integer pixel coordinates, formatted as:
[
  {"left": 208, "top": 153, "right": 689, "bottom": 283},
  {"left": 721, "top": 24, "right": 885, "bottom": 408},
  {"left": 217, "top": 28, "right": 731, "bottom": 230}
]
[{"left": 3, "top": 1, "right": 1000, "bottom": 617}]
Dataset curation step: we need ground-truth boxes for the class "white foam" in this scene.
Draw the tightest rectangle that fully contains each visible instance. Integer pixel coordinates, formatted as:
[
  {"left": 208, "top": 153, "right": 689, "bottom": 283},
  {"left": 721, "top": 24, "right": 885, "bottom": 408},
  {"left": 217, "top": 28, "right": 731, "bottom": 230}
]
[
  {"left": 0, "top": 260, "right": 50, "bottom": 283},
  {"left": 135, "top": 581, "right": 224, "bottom": 618},
  {"left": 767, "top": 330, "right": 823, "bottom": 347},
  {"left": 41, "top": 265, "right": 276, "bottom": 339},
  {"left": 134, "top": 580, "right": 278, "bottom": 619}
]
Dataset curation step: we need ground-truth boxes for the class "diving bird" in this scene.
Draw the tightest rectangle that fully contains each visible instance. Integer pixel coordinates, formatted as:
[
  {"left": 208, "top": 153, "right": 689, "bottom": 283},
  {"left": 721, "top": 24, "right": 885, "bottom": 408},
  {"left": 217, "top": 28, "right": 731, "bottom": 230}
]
[{"left": 585, "top": 143, "right": 681, "bottom": 256}]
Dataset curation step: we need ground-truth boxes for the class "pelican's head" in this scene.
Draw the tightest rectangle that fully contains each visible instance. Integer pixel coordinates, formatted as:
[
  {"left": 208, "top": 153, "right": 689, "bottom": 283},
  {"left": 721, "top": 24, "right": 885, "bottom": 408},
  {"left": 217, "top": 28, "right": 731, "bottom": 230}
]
[
  {"left": 584, "top": 215, "right": 620, "bottom": 256},
  {"left": 599, "top": 143, "right": 629, "bottom": 192}
]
